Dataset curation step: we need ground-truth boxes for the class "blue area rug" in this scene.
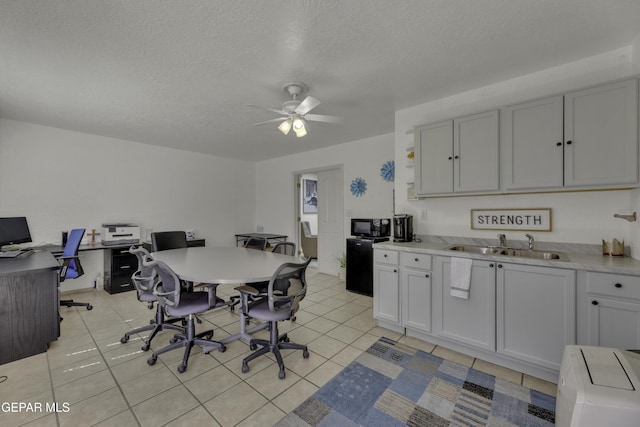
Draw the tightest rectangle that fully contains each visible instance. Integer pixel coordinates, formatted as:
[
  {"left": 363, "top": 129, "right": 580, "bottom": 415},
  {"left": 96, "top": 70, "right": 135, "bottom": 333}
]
[{"left": 275, "top": 337, "right": 556, "bottom": 426}]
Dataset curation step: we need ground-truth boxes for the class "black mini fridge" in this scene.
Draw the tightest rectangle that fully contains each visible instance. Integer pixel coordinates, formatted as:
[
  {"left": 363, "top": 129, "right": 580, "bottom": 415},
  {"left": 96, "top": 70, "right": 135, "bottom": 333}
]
[{"left": 346, "top": 237, "right": 388, "bottom": 296}]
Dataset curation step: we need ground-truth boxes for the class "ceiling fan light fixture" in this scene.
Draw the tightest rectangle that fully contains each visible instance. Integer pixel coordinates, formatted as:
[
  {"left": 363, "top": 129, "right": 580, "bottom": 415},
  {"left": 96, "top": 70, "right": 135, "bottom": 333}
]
[
  {"left": 293, "top": 116, "right": 307, "bottom": 137},
  {"left": 278, "top": 119, "right": 292, "bottom": 135}
]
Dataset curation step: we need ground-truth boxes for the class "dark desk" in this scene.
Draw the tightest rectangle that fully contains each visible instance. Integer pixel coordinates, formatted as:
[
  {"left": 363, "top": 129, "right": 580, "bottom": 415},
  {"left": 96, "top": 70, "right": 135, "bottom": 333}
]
[
  {"left": 235, "top": 233, "right": 287, "bottom": 247},
  {"left": 0, "top": 251, "right": 60, "bottom": 364}
]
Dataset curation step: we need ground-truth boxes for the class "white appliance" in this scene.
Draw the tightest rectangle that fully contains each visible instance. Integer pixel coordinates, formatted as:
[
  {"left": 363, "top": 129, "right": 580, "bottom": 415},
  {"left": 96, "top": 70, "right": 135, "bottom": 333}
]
[
  {"left": 556, "top": 345, "right": 640, "bottom": 426},
  {"left": 101, "top": 224, "right": 140, "bottom": 246}
]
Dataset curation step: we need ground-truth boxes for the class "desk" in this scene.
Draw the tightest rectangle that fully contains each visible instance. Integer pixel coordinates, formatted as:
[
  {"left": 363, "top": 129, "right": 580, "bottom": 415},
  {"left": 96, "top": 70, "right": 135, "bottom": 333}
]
[
  {"left": 0, "top": 252, "right": 60, "bottom": 364},
  {"left": 151, "top": 246, "right": 301, "bottom": 347},
  {"left": 235, "top": 233, "right": 287, "bottom": 247}
]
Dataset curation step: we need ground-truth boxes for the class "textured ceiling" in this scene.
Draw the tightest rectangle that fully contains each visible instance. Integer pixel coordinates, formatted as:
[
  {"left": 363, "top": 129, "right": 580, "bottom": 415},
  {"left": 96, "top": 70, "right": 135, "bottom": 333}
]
[{"left": 1, "top": 0, "right": 640, "bottom": 161}]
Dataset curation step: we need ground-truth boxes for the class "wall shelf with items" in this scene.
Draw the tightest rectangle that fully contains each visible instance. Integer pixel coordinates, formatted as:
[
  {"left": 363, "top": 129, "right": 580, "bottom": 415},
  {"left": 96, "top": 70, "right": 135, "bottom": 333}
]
[{"left": 406, "top": 146, "right": 415, "bottom": 167}]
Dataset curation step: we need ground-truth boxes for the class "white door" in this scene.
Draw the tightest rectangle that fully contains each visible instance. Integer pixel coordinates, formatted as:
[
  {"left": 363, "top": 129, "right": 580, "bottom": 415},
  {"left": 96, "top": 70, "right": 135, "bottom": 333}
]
[{"left": 316, "top": 168, "right": 344, "bottom": 274}]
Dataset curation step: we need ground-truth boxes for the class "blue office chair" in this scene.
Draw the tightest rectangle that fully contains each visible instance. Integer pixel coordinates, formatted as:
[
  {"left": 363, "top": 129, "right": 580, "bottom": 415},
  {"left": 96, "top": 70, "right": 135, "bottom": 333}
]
[{"left": 59, "top": 228, "right": 93, "bottom": 312}]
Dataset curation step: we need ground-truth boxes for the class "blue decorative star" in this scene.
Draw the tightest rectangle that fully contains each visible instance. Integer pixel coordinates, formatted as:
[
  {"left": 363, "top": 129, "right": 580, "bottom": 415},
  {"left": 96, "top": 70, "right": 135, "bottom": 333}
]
[
  {"left": 380, "top": 160, "right": 395, "bottom": 182},
  {"left": 350, "top": 177, "right": 367, "bottom": 197}
]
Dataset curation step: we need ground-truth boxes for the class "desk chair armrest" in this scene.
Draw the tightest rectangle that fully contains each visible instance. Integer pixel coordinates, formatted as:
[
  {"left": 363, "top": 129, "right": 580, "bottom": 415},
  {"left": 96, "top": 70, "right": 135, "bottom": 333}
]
[{"left": 234, "top": 285, "right": 260, "bottom": 297}]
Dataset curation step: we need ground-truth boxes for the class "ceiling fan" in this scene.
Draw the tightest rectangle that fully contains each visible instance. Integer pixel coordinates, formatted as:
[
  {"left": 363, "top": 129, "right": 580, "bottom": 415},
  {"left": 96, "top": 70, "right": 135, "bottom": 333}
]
[{"left": 246, "top": 82, "right": 342, "bottom": 137}]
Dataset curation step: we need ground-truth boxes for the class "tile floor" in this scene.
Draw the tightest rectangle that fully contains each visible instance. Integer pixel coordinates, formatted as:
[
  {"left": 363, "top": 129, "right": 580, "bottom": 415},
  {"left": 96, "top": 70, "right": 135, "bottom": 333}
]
[{"left": 0, "top": 267, "right": 557, "bottom": 427}]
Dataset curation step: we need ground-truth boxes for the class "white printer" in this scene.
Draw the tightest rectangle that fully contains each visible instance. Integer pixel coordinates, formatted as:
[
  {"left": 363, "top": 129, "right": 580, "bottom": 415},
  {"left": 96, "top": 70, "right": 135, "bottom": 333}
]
[
  {"left": 556, "top": 345, "right": 640, "bottom": 426},
  {"left": 101, "top": 224, "right": 140, "bottom": 246}
]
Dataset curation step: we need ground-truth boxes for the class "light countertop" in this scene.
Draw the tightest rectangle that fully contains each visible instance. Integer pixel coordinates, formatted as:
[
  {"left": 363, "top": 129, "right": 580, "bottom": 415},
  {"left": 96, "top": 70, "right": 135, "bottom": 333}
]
[{"left": 374, "top": 238, "right": 640, "bottom": 276}]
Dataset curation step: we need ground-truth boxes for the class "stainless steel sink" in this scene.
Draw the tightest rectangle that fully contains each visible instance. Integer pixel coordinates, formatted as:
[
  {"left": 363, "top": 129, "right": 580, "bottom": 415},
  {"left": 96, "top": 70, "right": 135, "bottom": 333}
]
[{"left": 445, "top": 244, "right": 569, "bottom": 261}]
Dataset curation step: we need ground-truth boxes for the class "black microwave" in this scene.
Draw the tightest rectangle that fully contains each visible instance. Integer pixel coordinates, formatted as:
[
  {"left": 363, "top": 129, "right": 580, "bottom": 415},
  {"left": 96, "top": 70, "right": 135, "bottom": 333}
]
[{"left": 351, "top": 218, "right": 391, "bottom": 238}]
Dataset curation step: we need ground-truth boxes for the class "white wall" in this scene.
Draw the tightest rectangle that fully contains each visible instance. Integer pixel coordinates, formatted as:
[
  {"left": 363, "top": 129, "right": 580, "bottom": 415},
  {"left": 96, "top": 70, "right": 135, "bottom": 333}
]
[
  {"left": 0, "top": 119, "right": 256, "bottom": 289},
  {"left": 395, "top": 47, "right": 640, "bottom": 258},
  {"left": 255, "top": 133, "right": 394, "bottom": 255},
  {"left": 630, "top": 34, "right": 640, "bottom": 258}
]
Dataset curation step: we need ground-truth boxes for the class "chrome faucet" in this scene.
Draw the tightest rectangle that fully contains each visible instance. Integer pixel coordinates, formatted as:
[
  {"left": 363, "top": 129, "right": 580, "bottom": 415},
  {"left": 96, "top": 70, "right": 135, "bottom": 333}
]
[
  {"left": 525, "top": 233, "right": 534, "bottom": 250},
  {"left": 498, "top": 233, "right": 507, "bottom": 247}
]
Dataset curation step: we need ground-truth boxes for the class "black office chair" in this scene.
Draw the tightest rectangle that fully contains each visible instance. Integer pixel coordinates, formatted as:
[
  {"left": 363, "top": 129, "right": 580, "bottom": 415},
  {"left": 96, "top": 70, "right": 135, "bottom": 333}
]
[
  {"left": 151, "top": 231, "right": 188, "bottom": 252},
  {"left": 236, "top": 258, "right": 311, "bottom": 379},
  {"left": 120, "top": 247, "right": 186, "bottom": 351},
  {"left": 144, "top": 256, "right": 227, "bottom": 373},
  {"left": 58, "top": 228, "right": 93, "bottom": 315},
  {"left": 229, "top": 236, "right": 268, "bottom": 311}
]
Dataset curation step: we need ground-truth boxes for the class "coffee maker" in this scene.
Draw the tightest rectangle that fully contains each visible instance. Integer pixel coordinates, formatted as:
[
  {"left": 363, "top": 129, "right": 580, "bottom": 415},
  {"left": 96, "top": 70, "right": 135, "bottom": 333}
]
[{"left": 393, "top": 214, "right": 413, "bottom": 242}]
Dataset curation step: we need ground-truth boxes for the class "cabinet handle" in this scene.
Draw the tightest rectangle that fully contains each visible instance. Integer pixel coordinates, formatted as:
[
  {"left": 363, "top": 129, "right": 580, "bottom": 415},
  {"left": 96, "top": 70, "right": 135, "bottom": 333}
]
[
  {"left": 498, "top": 264, "right": 503, "bottom": 268},
  {"left": 489, "top": 263, "right": 494, "bottom": 268},
  {"left": 454, "top": 155, "right": 459, "bottom": 159},
  {"left": 414, "top": 258, "right": 419, "bottom": 262},
  {"left": 556, "top": 142, "right": 562, "bottom": 146},
  {"left": 614, "top": 283, "right": 623, "bottom": 288},
  {"left": 393, "top": 269, "right": 397, "bottom": 273},
  {"left": 120, "top": 265, "right": 131, "bottom": 269},
  {"left": 384, "top": 254, "right": 388, "bottom": 258},
  {"left": 566, "top": 140, "right": 572, "bottom": 145},
  {"left": 592, "top": 300, "right": 599, "bottom": 305},
  {"left": 448, "top": 156, "right": 453, "bottom": 160},
  {"left": 425, "top": 274, "right": 429, "bottom": 278}
]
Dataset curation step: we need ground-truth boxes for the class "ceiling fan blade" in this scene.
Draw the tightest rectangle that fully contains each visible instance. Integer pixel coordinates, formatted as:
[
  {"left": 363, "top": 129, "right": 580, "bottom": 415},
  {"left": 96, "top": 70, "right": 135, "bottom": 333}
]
[
  {"left": 252, "top": 117, "right": 288, "bottom": 126},
  {"left": 295, "top": 96, "right": 321, "bottom": 115},
  {"left": 304, "top": 113, "right": 343, "bottom": 124},
  {"left": 245, "top": 104, "right": 287, "bottom": 115}
]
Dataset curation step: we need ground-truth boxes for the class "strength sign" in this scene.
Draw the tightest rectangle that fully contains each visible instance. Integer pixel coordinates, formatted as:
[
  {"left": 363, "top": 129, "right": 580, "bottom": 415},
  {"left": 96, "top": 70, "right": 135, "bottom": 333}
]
[{"left": 470, "top": 208, "right": 552, "bottom": 231}]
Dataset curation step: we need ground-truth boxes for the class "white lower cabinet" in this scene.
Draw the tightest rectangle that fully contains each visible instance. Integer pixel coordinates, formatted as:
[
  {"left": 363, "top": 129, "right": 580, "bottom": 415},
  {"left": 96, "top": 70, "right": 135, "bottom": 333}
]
[
  {"left": 434, "top": 257, "right": 496, "bottom": 351},
  {"left": 373, "top": 249, "right": 400, "bottom": 326},
  {"left": 579, "top": 271, "right": 640, "bottom": 349},
  {"left": 496, "top": 263, "right": 576, "bottom": 372},
  {"left": 401, "top": 252, "right": 432, "bottom": 333}
]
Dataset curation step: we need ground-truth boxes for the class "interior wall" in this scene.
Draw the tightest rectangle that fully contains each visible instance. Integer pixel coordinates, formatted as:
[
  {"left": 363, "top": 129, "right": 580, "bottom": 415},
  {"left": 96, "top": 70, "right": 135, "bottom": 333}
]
[
  {"left": 630, "top": 33, "right": 640, "bottom": 258},
  {"left": 394, "top": 47, "right": 640, "bottom": 258},
  {"left": 0, "top": 119, "right": 256, "bottom": 289},
  {"left": 255, "top": 133, "right": 394, "bottom": 256}
]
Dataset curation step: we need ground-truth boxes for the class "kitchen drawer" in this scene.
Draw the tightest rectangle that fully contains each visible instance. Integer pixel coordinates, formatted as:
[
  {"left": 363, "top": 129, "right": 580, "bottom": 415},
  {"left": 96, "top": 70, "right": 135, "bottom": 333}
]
[
  {"left": 374, "top": 249, "right": 399, "bottom": 265},
  {"left": 585, "top": 272, "right": 640, "bottom": 300},
  {"left": 401, "top": 252, "right": 432, "bottom": 270}
]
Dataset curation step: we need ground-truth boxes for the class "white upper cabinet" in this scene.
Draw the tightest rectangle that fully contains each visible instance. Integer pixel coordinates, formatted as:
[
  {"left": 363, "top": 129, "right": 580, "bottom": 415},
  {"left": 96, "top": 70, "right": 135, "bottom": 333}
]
[
  {"left": 454, "top": 110, "right": 500, "bottom": 192},
  {"left": 502, "top": 95, "right": 564, "bottom": 190},
  {"left": 415, "top": 110, "right": 499, "bottom": 196},
  {"left": 414, "top": 120, "right": 453, "bottom": 195},
  {"left": 564, "top": 78, "right": 638, "bottom": 187}
]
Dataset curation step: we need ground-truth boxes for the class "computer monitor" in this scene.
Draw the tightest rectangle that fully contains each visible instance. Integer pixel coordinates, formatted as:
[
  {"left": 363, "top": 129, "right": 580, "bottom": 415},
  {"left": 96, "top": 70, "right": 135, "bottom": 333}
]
[{"left": 0, "top": 217, "right": 33, "bottom": 248}]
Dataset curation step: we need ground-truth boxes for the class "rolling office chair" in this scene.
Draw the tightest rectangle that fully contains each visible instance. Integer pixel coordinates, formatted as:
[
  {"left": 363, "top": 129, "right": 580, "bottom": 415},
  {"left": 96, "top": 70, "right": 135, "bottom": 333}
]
[
  {"left": 58, "top": 228, "right": 93, "bottom": 314},
  {"left": 228, "top": 236, "right": 268, "bottom": 311},
  {"left": 144, "top": 256, "right": 227, "bottom": 373},
  {"left": 150, "top": 230, "right": 205, "bottom": 323},
  {"left": 235, "top": 258, "right": 311, "bottom": 379},
  {"left": 120, "top": 247, "right": 186, "bottom": 351}
]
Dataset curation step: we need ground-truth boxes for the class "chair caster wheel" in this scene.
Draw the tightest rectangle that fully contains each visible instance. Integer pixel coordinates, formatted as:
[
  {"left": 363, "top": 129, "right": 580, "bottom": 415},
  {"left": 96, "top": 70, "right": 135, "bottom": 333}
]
[
  {"left": 242, "top": 363, "right": 249, "bottom": 373},
  {"left": 120, "top": 335, "right": 129, "bottom": 344},
  {"left": 86, "top": 305, "right": 93, "bottom": 310},
  {"left": 250, "top": 343, "right": 257, "bottom": 351},
  {"left": 141, "top": 343, "right": 150, "bottom": 351},
  {"left": 147, "top": 356, "right": 157, "bottom": 366},
  {"left": 279, "top": 370, "right": 286, "bottom": 379},
  {"left": 177, "top": 364, "right": 187, "bottom": 373},
  {"left": 170, "top": 337, "right": 178, "bottom": 344},
  {"left": 181, "top": 319, "right": 187, "bottom": 326},
  {"left": 219, "top": 345, "right": 226, "bottom": 353},
  {"left": 282, "top": 335, "right": 290, "bottom": 343},
  {"left": 205, "top": 332, "right": 213, "bottom": 340},
  {"left": 303, "top": 349, "right": 309, "bottom": 358}
]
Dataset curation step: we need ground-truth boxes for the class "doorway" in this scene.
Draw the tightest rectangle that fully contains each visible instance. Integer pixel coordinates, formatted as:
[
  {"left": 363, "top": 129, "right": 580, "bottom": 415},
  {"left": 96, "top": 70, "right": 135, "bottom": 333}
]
[{"left": 294, "top": 166, "right": 344, "bottom": 275}]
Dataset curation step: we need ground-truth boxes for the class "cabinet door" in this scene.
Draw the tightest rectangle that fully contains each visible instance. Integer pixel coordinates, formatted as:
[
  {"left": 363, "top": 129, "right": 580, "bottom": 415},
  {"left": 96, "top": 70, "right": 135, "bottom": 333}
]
[
  {"left": 587, "top": 298, "right": 640, "bottom": 349},
  {"left": 434, "top": 257, "right": 496, "bottom": 351},
  {"left": 496, "top": 263, "right": 575, "bottom": 371},
  {"left": 502, "top": 96, "right": 564, "bottom": 189},
  {"left": 414, "top": 120, "right": 453, "bottom": 195},
  {"left": 373, "top": 264, "right": 400, "bottom": 325},
  {"left": 564, "top": 78, "right": 638, "bottom": 187},
  {"left": 402, "top": 268, "right": 431, "bottom": 332},
  {"left": 454, "top": 110, "right": 500, "bottom": 192}
]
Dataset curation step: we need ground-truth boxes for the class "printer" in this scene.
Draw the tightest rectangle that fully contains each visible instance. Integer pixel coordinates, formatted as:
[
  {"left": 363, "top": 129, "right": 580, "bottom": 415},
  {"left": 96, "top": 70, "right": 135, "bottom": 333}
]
[
  {"left": 101, "top": 224, "right": 140, "bottom": 246},
  {"left": 556, "top": 345, "right": 640, "bottom": 426}
]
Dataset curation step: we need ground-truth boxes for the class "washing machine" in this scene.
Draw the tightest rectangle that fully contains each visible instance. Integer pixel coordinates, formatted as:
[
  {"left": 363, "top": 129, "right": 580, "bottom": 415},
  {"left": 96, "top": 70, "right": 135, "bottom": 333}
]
[{"left": 556, "top": 345, "right": 640, "bottom": 426}]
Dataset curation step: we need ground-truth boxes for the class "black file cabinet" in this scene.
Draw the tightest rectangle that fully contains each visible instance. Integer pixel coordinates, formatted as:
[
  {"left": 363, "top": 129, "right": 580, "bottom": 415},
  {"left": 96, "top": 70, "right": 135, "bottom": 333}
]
[{"left": 104, "top": 246, "right": 137, "bottom": 294}]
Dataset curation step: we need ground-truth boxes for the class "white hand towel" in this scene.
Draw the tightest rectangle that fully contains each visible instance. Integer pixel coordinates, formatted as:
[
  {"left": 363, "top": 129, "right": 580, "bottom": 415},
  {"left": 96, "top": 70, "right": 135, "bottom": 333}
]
[{"left": 450, "top": 257, "right": 473, "bottom": 299}]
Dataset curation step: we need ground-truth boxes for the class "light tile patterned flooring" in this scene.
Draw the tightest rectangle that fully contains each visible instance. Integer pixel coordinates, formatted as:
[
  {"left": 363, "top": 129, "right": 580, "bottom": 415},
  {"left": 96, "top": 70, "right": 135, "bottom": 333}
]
[{"left": 0, "top": 267, "right": 557, "bottom": 426}]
